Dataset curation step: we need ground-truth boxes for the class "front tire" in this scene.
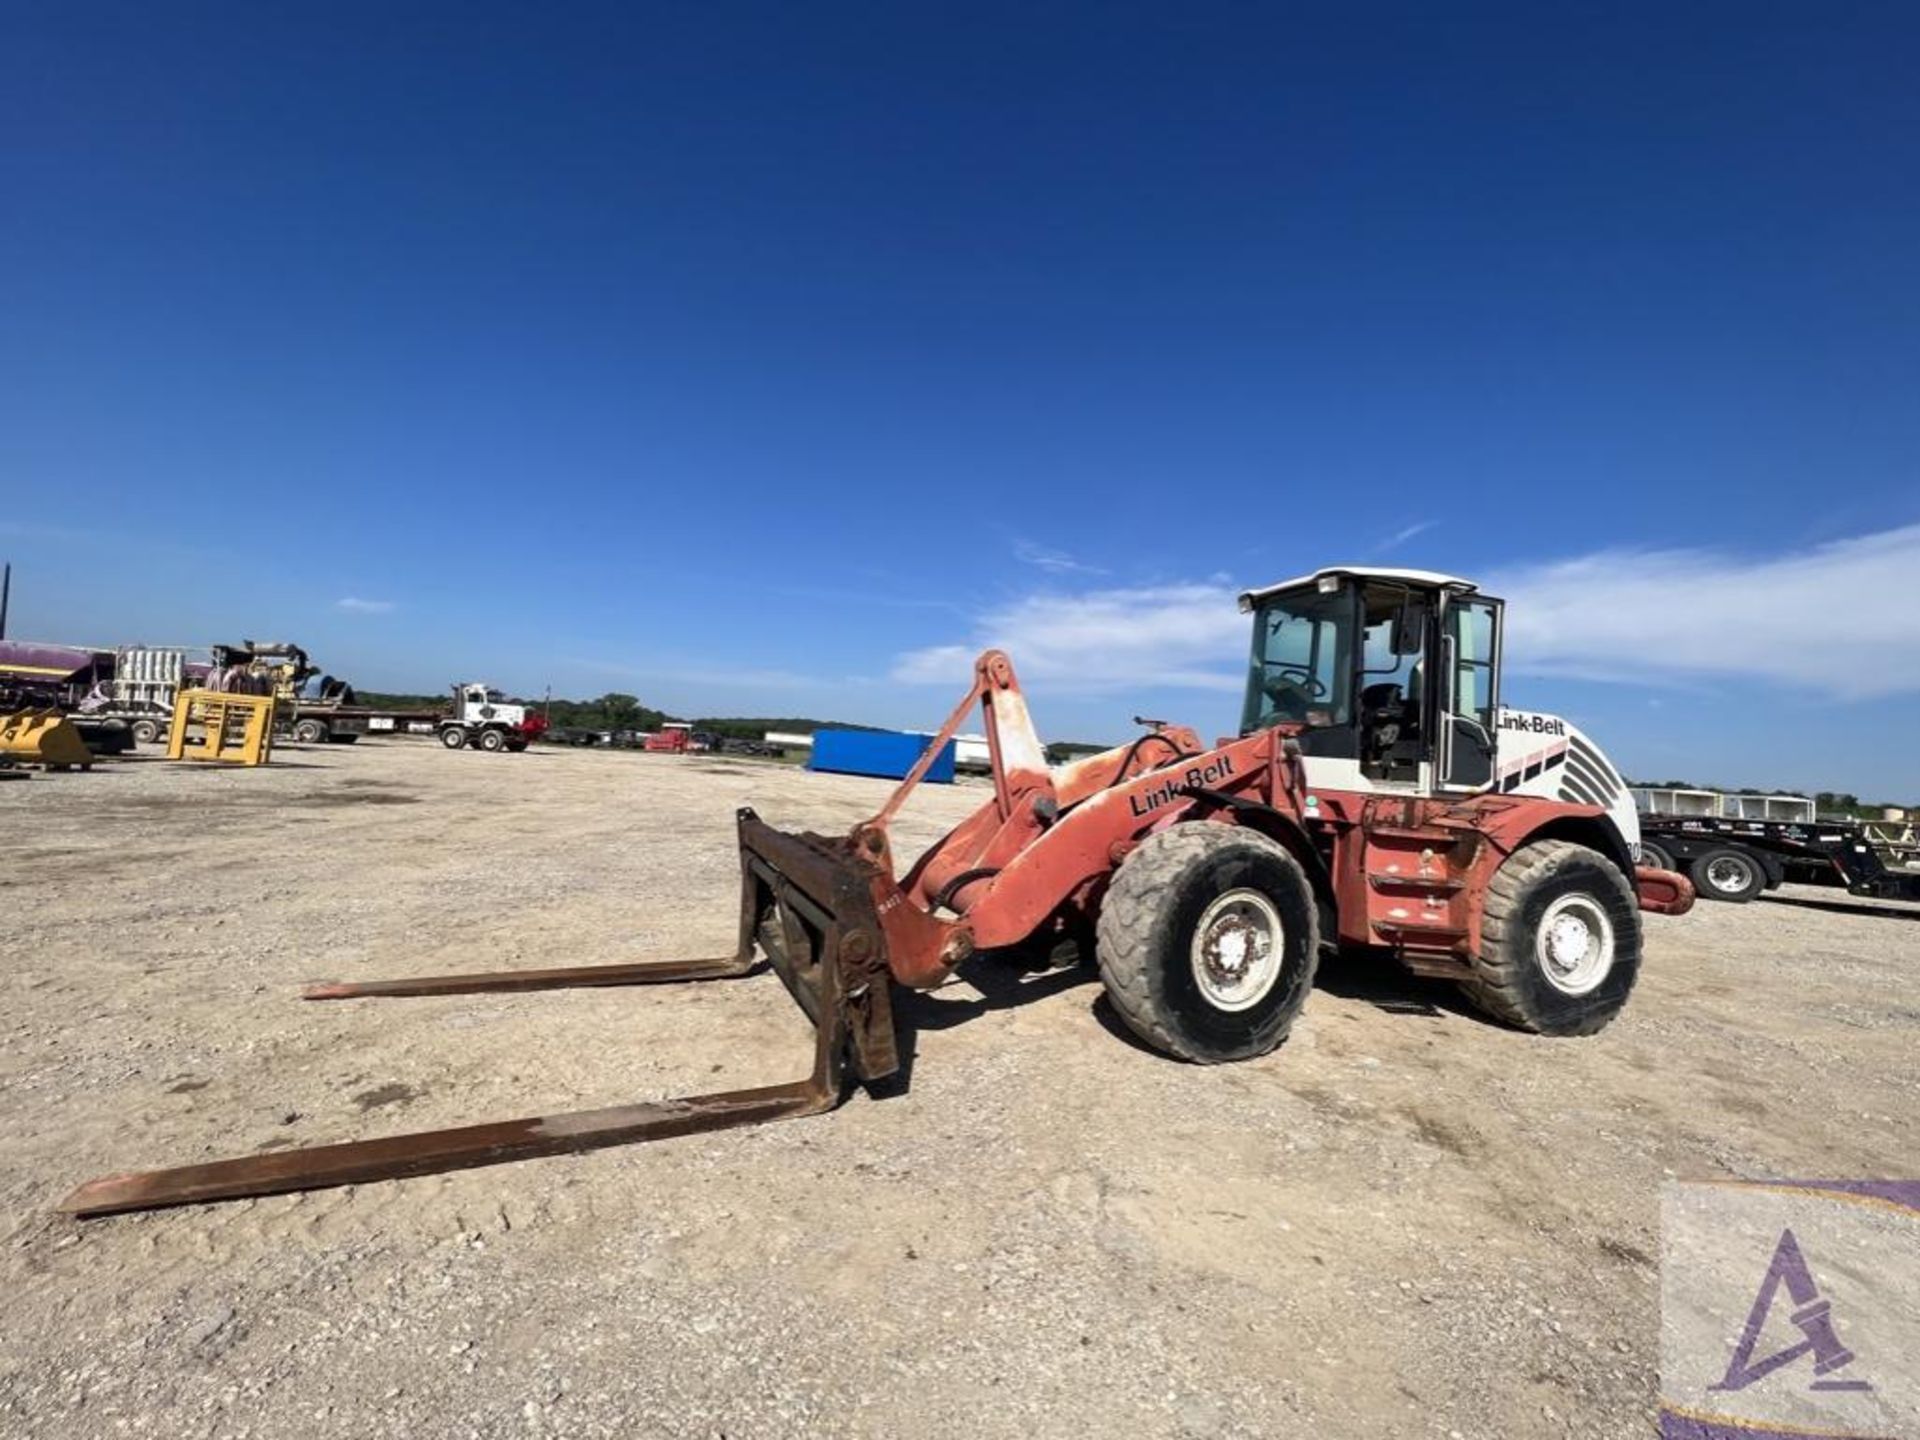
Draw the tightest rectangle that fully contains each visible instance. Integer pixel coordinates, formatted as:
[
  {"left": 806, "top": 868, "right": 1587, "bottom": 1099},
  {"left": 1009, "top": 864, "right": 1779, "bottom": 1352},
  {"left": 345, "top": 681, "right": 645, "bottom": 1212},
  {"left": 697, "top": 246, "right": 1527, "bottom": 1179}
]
[
  {"left": 292, "top": 718, "right": 328, "bottom": 744},
  {"left": 1464, "top": 839, "right": 1639, "bottom": 1036},
  {"left": 1096, "top": 825, "right": 1319, "bottom": 1064},
  {"left": 439, "top": 727, "right": 467, "bottom": 750},
  {"left": 1690, "top": 846, "right": 1764, "bottom": 903}
]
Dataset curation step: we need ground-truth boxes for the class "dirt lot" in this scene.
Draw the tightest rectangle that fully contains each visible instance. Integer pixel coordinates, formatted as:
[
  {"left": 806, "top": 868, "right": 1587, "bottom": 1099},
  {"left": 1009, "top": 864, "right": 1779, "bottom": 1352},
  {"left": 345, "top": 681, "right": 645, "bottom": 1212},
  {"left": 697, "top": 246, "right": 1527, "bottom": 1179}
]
[{"left": 3, "top": 743, "right": 1916, "bottom": 1439}]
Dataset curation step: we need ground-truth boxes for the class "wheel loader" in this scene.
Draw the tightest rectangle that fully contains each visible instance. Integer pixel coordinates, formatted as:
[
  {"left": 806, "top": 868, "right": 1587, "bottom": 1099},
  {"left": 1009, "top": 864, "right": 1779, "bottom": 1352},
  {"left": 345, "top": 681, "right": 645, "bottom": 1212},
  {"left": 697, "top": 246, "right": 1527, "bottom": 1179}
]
[{"left": 62, "top": 566, "right": 1693, "bottom": 1217}]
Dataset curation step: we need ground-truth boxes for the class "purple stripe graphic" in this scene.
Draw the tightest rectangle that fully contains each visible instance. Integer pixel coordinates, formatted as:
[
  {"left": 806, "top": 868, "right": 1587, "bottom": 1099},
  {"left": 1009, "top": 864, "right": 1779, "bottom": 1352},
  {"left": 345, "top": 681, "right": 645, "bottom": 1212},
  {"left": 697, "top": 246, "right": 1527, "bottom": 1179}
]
[{"left": 1661, "top": 1409, "right": 1892, "bottom": 1440}]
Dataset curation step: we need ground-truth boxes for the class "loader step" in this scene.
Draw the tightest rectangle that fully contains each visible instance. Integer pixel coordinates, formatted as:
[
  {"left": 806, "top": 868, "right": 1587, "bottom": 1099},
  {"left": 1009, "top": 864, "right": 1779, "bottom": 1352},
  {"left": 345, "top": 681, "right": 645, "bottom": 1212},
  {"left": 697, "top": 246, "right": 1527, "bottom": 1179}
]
[
  {"left": 1372, "top": 917, "right": 1469, "bottom": 941},
  {"left": 1364, "top": 825, "right": 1465, "bottom": 845},
  {"left": 1398, "top": 949, "right": 1476, "bottom": 980},
  {"left": 1367, "top": 873, "right": 1464, "bottom": 894}
]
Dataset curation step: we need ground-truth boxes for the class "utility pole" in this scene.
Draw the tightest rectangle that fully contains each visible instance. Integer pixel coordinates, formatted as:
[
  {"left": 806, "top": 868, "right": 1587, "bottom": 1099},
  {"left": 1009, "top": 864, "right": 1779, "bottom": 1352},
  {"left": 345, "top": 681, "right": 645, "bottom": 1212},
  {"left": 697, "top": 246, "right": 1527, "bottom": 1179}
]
[{"left": 0, "top": 562, "right": 11, "bottom": 641}]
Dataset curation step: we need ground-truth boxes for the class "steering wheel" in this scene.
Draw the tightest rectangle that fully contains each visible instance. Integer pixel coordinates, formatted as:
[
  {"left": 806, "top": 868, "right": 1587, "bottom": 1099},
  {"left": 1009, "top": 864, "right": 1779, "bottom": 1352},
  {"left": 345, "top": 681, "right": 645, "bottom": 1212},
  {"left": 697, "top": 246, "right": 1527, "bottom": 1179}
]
[{"left": 1262, "top": 664, "right": 1327, "bottom": 700}]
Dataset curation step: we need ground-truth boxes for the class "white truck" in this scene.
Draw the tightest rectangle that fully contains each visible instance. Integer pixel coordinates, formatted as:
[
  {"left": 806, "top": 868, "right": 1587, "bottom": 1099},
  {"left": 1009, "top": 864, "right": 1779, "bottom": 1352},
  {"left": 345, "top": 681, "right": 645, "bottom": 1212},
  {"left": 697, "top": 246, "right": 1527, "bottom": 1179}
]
[{"left": 437, "top": 683, "right": 547, "bottom": 753}]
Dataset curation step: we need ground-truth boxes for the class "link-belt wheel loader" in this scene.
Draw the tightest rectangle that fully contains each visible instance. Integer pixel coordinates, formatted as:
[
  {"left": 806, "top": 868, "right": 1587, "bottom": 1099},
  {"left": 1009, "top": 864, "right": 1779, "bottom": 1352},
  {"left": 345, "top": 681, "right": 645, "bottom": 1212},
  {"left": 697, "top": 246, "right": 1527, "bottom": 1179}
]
[{"left": 62, "top": 566, "right": 1693, "bottom": 1217}]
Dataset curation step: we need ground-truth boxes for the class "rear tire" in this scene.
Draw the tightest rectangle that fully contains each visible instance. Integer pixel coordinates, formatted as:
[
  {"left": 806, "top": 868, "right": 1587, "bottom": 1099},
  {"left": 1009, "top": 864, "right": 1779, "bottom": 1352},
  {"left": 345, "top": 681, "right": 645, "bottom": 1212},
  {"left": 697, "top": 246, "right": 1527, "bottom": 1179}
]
[
  {"left": 130, "top": 719, "right": 161, "bottom": 746},
  {"left": 439, "top": 727, "right": 467, "bottom": 750},
  {"left": 1690, "top": 846, "right": 1764, "bottom": 903},
  {"left": 1639, "top": 839, "right": 1676, "bottom": 872},
  {"left": 477, "top": 729, "right": 506, "bottom": 753},
  {"left": 1463, "top": 839, "right": 1639, "bottom": 1036},
  {"left": 292, "top": 718, "right": 328, "bottom": 744},
  {"left": 1096, "top": 825, "right": 1319, "bottom": 1064}
]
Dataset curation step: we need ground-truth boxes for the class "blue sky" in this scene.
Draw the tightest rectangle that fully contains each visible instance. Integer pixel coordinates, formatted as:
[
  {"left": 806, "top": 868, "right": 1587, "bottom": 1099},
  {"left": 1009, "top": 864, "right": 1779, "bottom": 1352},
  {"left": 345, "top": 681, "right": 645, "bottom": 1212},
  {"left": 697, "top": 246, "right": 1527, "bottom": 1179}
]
[{"left": 4, "top": 3, "right": 1918, "bottom": 797}]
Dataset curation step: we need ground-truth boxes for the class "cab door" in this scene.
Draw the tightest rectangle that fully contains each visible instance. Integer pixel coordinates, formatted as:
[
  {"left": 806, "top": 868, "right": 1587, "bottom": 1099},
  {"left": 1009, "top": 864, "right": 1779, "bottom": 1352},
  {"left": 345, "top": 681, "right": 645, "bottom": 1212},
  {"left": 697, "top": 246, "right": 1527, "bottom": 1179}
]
[{"left": 1437, "top": 594, "right": 1503, "bottom": 791}]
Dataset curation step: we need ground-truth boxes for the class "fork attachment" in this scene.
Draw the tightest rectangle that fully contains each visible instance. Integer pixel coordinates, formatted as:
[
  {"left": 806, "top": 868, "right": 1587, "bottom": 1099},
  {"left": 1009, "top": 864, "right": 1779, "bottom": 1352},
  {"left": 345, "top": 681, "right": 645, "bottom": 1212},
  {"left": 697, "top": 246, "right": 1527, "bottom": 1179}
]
[{"left": 60, "top": 810, "right": 898, "bottom": 1217}]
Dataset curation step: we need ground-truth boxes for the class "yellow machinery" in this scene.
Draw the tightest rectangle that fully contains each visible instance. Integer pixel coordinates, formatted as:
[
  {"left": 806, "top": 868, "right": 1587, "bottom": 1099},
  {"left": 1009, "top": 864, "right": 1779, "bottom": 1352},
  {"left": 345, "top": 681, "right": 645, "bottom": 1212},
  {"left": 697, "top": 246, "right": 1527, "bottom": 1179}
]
[
  {"left": 0, "top": 709, "right": 94, "bottom": 769},
  {"left": 167, "top": 689, "right": 276, "bottom": 766}
]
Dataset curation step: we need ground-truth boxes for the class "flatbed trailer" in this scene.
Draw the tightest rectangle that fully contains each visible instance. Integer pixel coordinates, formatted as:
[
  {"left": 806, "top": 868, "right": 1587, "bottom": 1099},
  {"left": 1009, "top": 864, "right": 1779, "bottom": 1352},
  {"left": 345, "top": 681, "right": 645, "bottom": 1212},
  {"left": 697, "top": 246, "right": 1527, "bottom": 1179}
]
[
  {"left": 1638, "top": 813, "right": 1920, "bottom": 904},
  {"left": 361, "top": 708, "right": 445, "bottom": 736}
]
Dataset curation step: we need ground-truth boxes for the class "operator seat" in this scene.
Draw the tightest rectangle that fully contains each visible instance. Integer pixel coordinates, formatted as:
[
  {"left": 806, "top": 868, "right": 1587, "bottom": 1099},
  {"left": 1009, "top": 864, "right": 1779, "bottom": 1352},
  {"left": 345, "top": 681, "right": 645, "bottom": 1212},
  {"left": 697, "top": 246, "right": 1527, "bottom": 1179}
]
[{"left": 1361, "top": 682, "right": 1406, "bottom": 764}]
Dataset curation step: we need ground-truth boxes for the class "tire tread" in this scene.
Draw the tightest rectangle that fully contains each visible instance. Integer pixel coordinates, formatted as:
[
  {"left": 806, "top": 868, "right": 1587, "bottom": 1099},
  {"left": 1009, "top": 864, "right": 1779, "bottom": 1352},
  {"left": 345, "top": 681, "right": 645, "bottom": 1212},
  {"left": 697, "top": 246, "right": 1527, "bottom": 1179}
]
[
  {"left": 1096, "top": 825, "right": 1318, "bottom": 1063},
  {"left": 1464, "top": 838, "right": 1635, "bottom": 1035}
]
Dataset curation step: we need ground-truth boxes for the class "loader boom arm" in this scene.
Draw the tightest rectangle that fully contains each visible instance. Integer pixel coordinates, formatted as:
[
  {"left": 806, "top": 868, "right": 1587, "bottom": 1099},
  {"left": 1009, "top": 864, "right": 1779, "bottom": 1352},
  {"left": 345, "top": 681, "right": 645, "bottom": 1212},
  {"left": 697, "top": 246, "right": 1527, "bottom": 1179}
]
[{"left": 59, "top": 652, "right": 1237, "bottom": 1217}]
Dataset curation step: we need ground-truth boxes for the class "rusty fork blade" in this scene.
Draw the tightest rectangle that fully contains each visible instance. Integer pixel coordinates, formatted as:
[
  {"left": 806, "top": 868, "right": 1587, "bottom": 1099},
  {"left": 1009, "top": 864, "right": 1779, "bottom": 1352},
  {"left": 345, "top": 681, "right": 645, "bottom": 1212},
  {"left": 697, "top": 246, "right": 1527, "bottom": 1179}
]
[
  {"left": 303, "top": 954, "right": 755, "bottom": 1000},
  {"left": 60, "top": 1077, "right": 834, "bottom": 1218}
]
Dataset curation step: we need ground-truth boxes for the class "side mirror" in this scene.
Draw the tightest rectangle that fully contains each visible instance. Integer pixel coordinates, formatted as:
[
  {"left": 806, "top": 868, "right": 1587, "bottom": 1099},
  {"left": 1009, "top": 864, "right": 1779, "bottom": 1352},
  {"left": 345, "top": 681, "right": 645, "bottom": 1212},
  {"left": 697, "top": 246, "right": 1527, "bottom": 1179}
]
[{"left": 1392, "top": 598, "right": 1423, "bottom": 656}]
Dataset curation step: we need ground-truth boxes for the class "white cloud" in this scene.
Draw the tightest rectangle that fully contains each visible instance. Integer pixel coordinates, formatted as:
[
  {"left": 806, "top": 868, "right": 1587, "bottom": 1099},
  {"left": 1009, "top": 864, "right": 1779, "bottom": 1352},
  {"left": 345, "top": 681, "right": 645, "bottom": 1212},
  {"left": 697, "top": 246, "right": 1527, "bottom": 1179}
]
[
  {"left": 1013, "top": 539, "right": 1108, "bottom": 576},
  {"left": 335, "top": 597, "right": 395, "bottom": 614},
  {"left": 891, "top": 582, "right": 1246, "bottom": 693},
  {"left": 1489, "top": 524, "right": 1920, "bottom": 699},
  {"left": 889, "top": 523, "right": 1920, "bottom": 706},
  {"left": 1371, "top": 519, "right": 1436, "bottom": 555}
]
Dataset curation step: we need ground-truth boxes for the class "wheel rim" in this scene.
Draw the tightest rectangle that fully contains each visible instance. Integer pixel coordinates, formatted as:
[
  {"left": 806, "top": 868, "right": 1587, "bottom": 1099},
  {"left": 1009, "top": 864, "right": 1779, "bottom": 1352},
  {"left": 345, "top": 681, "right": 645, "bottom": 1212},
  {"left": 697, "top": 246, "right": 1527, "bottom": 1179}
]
[
  {"left": 1534, "top": 893, "right": 1615, "bottom": 996},
  {"left": 1189, "top": 888, "right": 1284, "bottom": 1012},
  {"left": 1704, "top": 857, "right": 1751, "bottom": 894}
]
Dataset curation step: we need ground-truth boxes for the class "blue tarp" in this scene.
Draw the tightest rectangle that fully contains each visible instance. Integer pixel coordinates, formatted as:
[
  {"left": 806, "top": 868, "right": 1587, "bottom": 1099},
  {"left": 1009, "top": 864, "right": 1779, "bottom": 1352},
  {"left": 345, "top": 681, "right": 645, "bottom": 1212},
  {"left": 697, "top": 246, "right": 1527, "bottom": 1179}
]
[{"left": 808, "top": 728, "right": 956, "bottom": 783}]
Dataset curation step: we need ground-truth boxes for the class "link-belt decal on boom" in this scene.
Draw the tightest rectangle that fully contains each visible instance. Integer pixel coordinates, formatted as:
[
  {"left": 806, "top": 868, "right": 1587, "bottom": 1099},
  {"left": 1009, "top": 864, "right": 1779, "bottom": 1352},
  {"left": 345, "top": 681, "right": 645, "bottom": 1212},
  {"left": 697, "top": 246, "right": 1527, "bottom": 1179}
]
[{"left": 1129, "top": 756, "right": 1236, "bottom": 817}]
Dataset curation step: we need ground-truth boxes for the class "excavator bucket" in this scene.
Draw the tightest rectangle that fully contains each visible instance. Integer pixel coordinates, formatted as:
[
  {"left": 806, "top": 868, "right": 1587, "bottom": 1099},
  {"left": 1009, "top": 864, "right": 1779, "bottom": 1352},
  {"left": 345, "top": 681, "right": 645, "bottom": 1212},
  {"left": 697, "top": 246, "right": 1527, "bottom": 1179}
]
[
  {"left": 0, "top": 709, "right": 93, "bottom": 770},
  {"left": 59, "top": 810, "right": 900, "bottom": 1217}
]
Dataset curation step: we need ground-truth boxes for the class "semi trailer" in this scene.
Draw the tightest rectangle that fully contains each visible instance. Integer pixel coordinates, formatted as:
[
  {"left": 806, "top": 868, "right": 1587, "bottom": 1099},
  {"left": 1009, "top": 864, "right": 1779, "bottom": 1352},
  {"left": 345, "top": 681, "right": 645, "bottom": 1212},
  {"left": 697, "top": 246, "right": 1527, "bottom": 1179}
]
[
  {"left": 0, "top": 638, "right": 382, "bottom": 746},
  {"left": 1637, "top": 811, "right": 1920, "bottom": 904},
  {"left": 96, "top": 643, "right": 372, "bottom": 746}
]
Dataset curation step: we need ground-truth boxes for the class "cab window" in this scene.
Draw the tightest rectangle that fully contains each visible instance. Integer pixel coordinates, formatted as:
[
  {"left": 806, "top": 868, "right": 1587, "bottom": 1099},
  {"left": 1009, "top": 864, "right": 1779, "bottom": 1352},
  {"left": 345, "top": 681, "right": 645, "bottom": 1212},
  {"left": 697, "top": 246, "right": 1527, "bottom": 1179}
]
[{"left": 1241, "top": 588, "right": 1353, "bottom": 733}]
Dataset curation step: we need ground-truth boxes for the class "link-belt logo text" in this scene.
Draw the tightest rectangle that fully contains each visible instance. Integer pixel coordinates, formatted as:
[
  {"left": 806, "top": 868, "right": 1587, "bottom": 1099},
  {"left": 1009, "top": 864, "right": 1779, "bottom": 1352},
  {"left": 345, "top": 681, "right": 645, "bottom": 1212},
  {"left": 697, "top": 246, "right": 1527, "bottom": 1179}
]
[
  {"left": 1498, "top": 710, "right": 1566, "bottom": 736},
  {"left": 1129, "top": 756, "right": 1236, "bottom": 817}
]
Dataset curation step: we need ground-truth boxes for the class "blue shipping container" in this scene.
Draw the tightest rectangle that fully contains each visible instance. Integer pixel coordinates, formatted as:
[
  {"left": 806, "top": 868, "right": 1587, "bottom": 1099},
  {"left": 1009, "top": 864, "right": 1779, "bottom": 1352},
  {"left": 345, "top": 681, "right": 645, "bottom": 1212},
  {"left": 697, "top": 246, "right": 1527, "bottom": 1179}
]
[{"left": 809, "top": 728, "right": 956, "bottom": 784}]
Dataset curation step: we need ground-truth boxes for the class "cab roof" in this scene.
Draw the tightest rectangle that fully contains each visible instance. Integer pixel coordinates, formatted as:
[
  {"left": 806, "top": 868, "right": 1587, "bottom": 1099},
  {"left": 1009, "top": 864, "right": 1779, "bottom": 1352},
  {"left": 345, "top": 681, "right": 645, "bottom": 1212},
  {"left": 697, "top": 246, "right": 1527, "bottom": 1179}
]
[{"left": 1237, "top": 566, "right": 1477, "bottom": 610}]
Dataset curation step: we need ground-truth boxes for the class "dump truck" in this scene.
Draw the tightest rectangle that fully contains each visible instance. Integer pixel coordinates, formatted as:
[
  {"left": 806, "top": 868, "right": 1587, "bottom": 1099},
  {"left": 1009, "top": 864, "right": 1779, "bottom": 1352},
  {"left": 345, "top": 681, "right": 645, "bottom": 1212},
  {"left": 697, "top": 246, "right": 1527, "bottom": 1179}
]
[{"left": 61, "top": 565, "right": 1693, "bottom": 1216}]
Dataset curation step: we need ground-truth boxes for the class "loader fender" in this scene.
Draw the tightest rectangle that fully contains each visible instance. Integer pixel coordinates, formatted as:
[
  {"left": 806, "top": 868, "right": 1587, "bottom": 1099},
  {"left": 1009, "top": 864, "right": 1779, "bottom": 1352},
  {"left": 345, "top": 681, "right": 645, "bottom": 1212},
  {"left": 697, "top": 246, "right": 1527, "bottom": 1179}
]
[
  {"left": 958, "top": 728, "right": 1284, "bottom": 952},
  {"left": 1498, "top": 811, "right": 1635, "bottom": 886},
  {"left": 1176, "top": 786, "right": 1335, "bottom": 919}
]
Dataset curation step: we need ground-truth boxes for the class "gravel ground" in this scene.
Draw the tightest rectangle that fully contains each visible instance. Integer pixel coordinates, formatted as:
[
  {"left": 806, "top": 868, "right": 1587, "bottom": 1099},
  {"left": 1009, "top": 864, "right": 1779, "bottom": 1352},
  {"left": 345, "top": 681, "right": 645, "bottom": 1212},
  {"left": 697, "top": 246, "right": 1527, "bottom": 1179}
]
[{"left": 2, "top": 741, "right": 1916, "bottom": 1439}]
